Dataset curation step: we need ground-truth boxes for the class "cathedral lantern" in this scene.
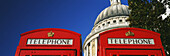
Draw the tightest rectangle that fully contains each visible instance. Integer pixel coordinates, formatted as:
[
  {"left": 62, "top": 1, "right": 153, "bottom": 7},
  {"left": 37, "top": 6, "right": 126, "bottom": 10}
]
[{"left": 15, "top": 28, "right": 82, "bottom": 56}]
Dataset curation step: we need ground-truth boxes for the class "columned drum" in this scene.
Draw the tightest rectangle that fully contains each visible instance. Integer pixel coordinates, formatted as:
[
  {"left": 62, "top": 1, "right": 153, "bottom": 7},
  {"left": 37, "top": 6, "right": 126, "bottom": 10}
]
[{"left": 15, "top": 28, "right": 82, "bottom": 56}]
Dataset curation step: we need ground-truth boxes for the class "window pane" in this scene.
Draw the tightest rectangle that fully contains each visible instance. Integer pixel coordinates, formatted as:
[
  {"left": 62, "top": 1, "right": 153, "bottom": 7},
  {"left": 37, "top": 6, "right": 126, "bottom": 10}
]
[
  {"left": 32, "top": 55, "right": 61, "bottom": 56},
  {"left": 120, "top": 55, "right": 148, "bottom": 56},
  {"left": 113, "top": 55, "right": 117, "bottom": 56}
]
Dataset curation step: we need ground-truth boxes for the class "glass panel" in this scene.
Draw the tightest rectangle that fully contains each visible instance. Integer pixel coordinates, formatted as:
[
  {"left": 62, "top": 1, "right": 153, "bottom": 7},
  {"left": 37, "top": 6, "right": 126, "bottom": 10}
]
[
  {"left": 113, "top": 55, "right": 117, "bottom": 56},
  {"left": 32, "top": 55, "right": 61, "bottom": 56},
  {"left": 120, "top": 55, "right": 148, "bottom": 56}
]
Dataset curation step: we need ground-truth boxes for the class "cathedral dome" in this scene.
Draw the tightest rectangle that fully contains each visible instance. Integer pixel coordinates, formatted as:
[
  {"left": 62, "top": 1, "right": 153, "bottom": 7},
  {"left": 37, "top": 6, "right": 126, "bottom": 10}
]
[
  {"left": 94, "top": 1, "right": 130, "bottom": 25},
  {"left": 83, "top": 0, "right": 130, "bottom": 52}
]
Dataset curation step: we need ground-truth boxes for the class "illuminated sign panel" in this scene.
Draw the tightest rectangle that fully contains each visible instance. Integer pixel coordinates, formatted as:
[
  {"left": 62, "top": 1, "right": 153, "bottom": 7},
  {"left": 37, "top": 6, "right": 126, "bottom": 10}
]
[
  {"left": 108, "top": 38, "right": 155, "bottom": 45},
  {"left": 27, "top": 39, "right": 73, "bottom": 45}
]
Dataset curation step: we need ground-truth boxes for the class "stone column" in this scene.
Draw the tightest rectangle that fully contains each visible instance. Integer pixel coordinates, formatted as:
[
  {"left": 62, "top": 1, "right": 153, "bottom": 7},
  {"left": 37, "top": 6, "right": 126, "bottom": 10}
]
[
  {"left": 84, "top": 47, "right": 86, "bottom": 56},
  {"left": 95, "top": 38, "right": 97, "bottom": 56},
  {"left": 90, "top": 42, "right": 92, "bottom": 56}
]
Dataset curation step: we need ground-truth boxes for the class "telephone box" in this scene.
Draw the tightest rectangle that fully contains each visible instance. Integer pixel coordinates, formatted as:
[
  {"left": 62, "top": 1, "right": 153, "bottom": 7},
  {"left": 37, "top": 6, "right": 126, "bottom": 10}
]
[
  {"left": 99, "top": 28, "right": 166, "bottom": 56},
  {"left": 15, "top": 28, "right": 82, "bottom": 56}
]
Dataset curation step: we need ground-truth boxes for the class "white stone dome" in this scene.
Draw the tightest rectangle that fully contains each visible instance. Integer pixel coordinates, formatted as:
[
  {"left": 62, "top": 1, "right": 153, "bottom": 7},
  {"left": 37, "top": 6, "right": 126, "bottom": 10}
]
[{"left": 94, "top": 2, "right": 130, "bottom": 25}]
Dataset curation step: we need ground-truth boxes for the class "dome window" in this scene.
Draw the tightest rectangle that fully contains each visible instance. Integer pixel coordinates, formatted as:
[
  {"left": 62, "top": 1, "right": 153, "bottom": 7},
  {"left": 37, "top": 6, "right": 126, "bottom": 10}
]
[
  {"left": 102, "top": 24, "right": 105, "bottom": 26},
  {"left": 125, "top": 20, "right": 128, "bottom": 22},
  {"left": 107, "top": 22, "right": 110, "bottom": 24},
  {"left": 113, "top": 20, "right": 116, "bottom": 23},
  {"left": 119, "top": 20, "right": 122, "bottom": 22},
  {"left": 88, "top": 43, "right": 90, "bottom": 46},
  {"left": 98, "top": 26, "right": 101, "bottom": 28},
  {"left": 85, "top": 47, "right": 86, "bottom": 50}
]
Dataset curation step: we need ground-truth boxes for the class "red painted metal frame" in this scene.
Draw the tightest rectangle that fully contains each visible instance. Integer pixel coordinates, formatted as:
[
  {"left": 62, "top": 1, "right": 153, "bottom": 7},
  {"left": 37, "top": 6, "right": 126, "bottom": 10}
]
[
  {"left": 106, "top": 50, "right": 162, "bottom": 56},
  {"left": 99, "top": 28, "right": 166, "bottom": 56},
  {"left": 15, "top": 28, "right": 82, "bottom": 56},
  {"left": 20, "top": 50, "right": 75, "bottom": 56}
]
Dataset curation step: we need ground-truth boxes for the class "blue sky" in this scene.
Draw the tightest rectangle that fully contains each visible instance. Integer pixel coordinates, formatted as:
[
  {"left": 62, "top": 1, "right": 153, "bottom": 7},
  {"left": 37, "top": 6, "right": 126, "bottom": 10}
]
[{"left": 0, "top": 0, "right": 128, "bottom": 56}]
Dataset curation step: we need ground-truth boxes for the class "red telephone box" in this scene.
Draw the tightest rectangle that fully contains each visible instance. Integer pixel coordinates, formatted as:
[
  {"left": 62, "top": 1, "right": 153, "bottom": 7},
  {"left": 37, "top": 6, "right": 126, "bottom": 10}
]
[
  {"left": 99, "top": 28, "right": 166, "bottom": 56},
  {"left": 15, "top": 28, "right": 82, "bottom": 56}
]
